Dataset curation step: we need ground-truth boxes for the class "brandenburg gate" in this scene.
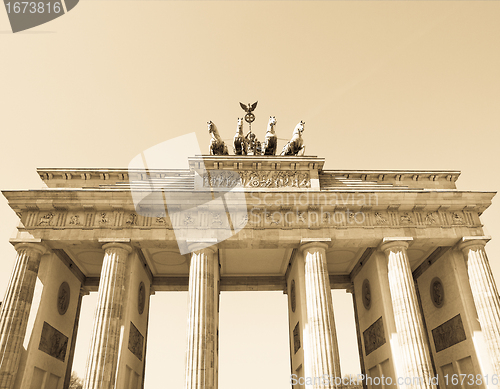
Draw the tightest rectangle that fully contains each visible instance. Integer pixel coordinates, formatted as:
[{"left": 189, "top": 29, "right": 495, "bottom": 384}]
[{"left": 0, "top": 137, "right": 499, "bottom": 389}]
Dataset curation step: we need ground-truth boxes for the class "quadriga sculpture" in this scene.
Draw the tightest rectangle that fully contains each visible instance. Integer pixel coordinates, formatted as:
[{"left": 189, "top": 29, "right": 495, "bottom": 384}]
[
  {"left": 280, "top": 121, "right": 305, "bottom": 156},
  {"left": 233, "top": 118, "right": 247, "bottom": 155},
  {"left": 261, "top": 116, "right": 277, "bottom": 156},
  {"left": 208, "top": 121, "right": 229, "bottom": 156}
]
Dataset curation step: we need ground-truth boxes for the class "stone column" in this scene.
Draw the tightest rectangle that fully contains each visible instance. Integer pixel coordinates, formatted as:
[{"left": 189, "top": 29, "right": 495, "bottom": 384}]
[
  {"left": 0, "top": 243, "right": 46, "bottom": 389},
  {"left": 380, "top": 238, "right": 435, "bottom": 389},
  {"left": 301, "top": 240, "right": 341, "bottom": 388},
  {"left": 459, "top": 237, "right": 500, "bottom": 376},
  {"left": 83, "top": 243, "right": 132, "bottom": 389},
  {"left": 185, "top": 245, "right": 219, "bottom": 389}
]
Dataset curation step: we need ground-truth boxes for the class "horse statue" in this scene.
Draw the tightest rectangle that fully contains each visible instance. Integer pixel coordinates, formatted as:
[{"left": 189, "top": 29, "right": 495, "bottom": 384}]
[
  {"left": 262, "top": 116, "right": 277, "bottom": 156},
  {"left": 233, "top": 118, "right": 247, "bottom": 155},
  {"left": 208, "top": 121, "right": 229, "bottom": 156},
  {"left": 280, "top": 121, "right": 305, "bottom": 156}
]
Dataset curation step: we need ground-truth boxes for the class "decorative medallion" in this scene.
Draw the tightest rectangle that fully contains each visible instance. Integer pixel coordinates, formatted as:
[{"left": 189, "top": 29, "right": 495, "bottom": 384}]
[
  {"left": 57, "top": 282, "right": 70, "bottom": 315},
  {"left": 290, "top": 279, "right": 296, "bottom": 313},
  {"left": 362, "top": 279, "right": 371, "bottom": 310},
  {"left": 138, "top": 282, "right": 146, "bottom": 315},
  {"left": 430, "top": 277, "right": 444, "bottom": 308}
]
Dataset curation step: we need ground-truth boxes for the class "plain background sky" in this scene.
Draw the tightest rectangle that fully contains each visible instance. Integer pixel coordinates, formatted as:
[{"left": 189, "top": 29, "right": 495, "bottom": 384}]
[{"left": 1, "top": 1, "right": 500, "bottom": 388}]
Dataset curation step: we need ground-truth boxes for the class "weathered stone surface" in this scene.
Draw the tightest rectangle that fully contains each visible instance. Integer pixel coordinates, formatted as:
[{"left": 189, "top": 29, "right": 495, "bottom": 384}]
[
  {"left": 363, "top": 317, "right": 385, "bottom": 356},
  {"left": 38, "top": 322, "right": 68, "bottom": 362},
  {"left": 431, "top": 314, "right": 466, "bottom": 353}
]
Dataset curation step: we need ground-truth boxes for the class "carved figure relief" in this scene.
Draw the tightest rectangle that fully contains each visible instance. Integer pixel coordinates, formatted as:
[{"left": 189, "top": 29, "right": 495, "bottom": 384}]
[
  {"left": 39, "top": 322, "right": 68, "bottom": 362},
  {"left": 155, "top": 216, "right": 166, "bottom": 225},
  {"left": 126, "top": 213, "right": 138, "bottom": 226},
  {"left": 184, "top": 214, "right": 195, "bottom": 225},
  {"left": 293, "top": 322, "right": 301, "bottom": 354},
  {"left": 363, "top": 317, "right": 385, "bottom": 356},
  {"left": 138, "top": 282, "right": 146, "bottom": 315},
  {"left": 400, "top": 212, "right": 412, "bottom": 224},
  {"left": 203, "top": 170, "right": 310, "bottom": 189},
  {"left": 128, "top": 322, "right": 144, "bottom": 361},
  {"left": 430, "top": 277, "right": 445, "bottom": 308},
  {"left": 69, "top": 215, "right": 81, "bottom": 225},
  {"left": 99, "top": 212, "right": 108, "bottom": 224},
  {"left": 38, "top": 213, "right": 54, "bottom": 226},
  {"left": 239, "top": 214, "right": 248, "bottom": 228},
  {"left": 290, "top": 280, "right": 296, "bottom": 313},
  {"left": 266, "top": 212, "right": 281, "bottom": 225},
  {"left": 432, "top": 314, "right": 466, "bottom": 352},
  {"left": 425, "top": 212, "right": 437, "bottom": 224},
  {"left": 212, "top": 213, "right": 223, "bottom": 226},
  {"left": 57, "top": 282, "right": 70, "bottom": 315},
  {"left": 374, "top": 212, "right": 387, "bottom": 225},
  {"left": 452, "top": 212, "right": 465, "bottom": 225},
  {"left": 362, "top": 279, "right": 371, "bottom": 310}
]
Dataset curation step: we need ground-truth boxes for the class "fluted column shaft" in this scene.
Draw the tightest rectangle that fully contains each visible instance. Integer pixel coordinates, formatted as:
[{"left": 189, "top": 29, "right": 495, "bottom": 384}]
[
  {"left": 83, "top": 243, "right": 132, "bottom": 389},
  {"left": 381, "top": 239, "right": 435, "bottom": 389},
  {"left": 459, "top": 238, "right": 500, "bottom": 376},
  {"left": 0, "top": 243, "right": 45, "bottom": 389},
  {"left": 185, "top": 246, "right": 219, "bottom": 389},
  {"left": 301, "top": 242, "right": 341, "bottom": 389}
]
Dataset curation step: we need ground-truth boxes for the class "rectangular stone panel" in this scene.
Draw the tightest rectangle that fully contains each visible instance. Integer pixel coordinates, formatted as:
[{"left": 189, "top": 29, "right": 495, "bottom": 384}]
[
  {"left": 38, "top": 322, "right": 68, "bottom": 362},
  {"left": 363, "top": 317, "right": 386, "bottom": 356},
  {"left": 432, "top": 314, "right": 466, "bottom": 353},
  {"left": 293, "top": 321, "right": 301, "bottom": 354},
  {"left": 128, "top": 322, "right": 144, "bottom": 361}
]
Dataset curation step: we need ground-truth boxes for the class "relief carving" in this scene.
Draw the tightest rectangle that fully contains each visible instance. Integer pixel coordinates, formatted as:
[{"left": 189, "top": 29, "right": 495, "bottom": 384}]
[
  {"left": 126, "top": 213, "right": 138, "bottom": 226},
  {"left": 362, "top": 279, "right": 371, "bottom": 310},
  {"left": 39, "top": 322, "right": 68, "bottom": 362},
  {"left": 363, "top": 317, "right": 385, "bottom": 356},
  {"left": 290, "top": 280, "right": 296, "bottom": 313},
  {"left": 451, "top": 212, "right": 465, "bottom": 225},
  {"left": 374, "top": 212, "right": 387, "bottom": 225},
  {"left": 38, "top": 213, "right": 54, "bottom": 226},
  {"left": 432, "top": 314, "right": 466, "bottom": 352},
  {"left": 212, "top": 213, "right": 223, "bottom": 226},
  {"left": 400, "top": 212, "right": 413, "bottom": 224},
  {"left": 69, "top": 215, "right": 81, "bottom": 225},
  {"left": 203, "top": 170, "right": 310, "bottom": 189},
  {"left": 57, "top": 282, "right": 70, "bottom": 315},
  {"left": 184, "top": 214, "right": 195, "bottom": 226},
  {"left": 430, "top": 277, "right": 445, "bottom": 308},
  {"left": 425, "top": 212, "right": 437, "bottom": 224},
  {"left": 155, "top": 216, "right": 166, "bottom": 225},
  {"left": 99, "top": 212, "right": 108, "bottom": 224},
  {"left": 138, "top": 282, "right": 146, "bottom": 315},
  {"left": 293, "top": 322, "right": 301, "bottom": 354},
  {"left": 128, "top": 322, "right": 144, "bottom": 361}
]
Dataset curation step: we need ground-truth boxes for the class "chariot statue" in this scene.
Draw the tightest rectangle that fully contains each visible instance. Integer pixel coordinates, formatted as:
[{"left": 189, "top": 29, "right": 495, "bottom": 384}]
[
  {"left": 280, "top": 121, "right": 305, "bottom": 156},
  {"left": 208, "top": 121, "right": 229, "bottom": 156}
]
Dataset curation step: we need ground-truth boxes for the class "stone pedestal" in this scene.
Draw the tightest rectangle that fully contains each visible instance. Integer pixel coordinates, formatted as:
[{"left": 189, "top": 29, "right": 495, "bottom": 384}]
[
  {"left": 459, "top": 237, "right": 500, "bottom": 377},
  {"left": 185, "top": 246, "right": 219, "bottom": 389},
  {"left": 83, "top": 243, "right": 133, "bottom": 389},
  {"left": 380, "top": 238, "right": 435, "bottom": 389},
  {"left": 0, "top": 243, "right": 45, "bottom": 389},
  {"left": 301, "top": 240, "right": 341, "bottom": 388}
]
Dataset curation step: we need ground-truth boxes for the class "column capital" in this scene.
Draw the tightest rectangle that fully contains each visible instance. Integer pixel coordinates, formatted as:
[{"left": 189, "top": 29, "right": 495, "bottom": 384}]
[
  {"left": 379, "top": 237, "right": 413, "bottom": 253},
  {"left": 300, "top": 238, "right": 331, "bottom": 253},
  {"left": 186, "top": 240, "right": 218, "bottom": 254},
  {"left": 101, "top": 242, "right": 133, "bottom": 254},
  {"left": 458, "top": 236, "right": 491, "bottom": 252},
  {"left": 12, "top": 241, "right": 47, "bottom": 256}
]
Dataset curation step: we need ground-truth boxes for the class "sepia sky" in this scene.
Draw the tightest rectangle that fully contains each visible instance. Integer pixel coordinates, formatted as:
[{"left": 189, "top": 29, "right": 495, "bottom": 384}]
[{"left": 1, "top": 1, "right": 500, "bottom": 388}]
